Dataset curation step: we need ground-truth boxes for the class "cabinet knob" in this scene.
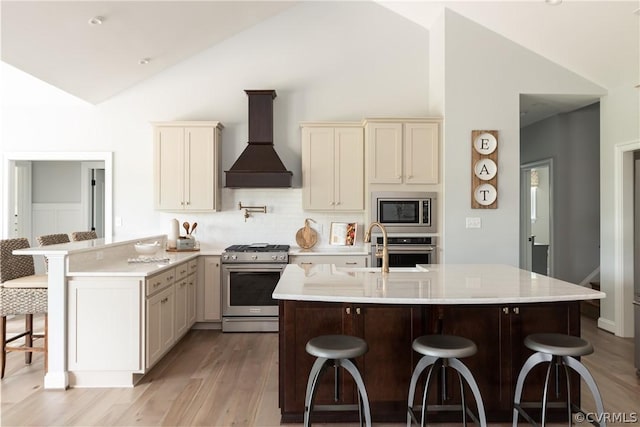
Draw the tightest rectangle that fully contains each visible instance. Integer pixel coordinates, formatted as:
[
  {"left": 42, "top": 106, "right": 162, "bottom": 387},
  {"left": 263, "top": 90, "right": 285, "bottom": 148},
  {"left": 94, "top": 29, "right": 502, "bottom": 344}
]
[
  {"left": 356, "top": 307, "right": 361, "bottom": 315},
  {"left": 513, "top": 307, "right": 520, "bottom": 314},
  {"left": 408, "top": 174, "right": 413, "bottom": 179},
  {"left": 346, "top": 307, "right": 351, "bottom": 315},
  {"left": 502, "top": 307, "right": 509, "bottom": 314}
]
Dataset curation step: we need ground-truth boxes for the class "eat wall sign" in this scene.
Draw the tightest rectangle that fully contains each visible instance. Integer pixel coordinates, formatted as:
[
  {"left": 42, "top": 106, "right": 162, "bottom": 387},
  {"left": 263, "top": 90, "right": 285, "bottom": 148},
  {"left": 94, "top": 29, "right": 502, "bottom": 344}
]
[{"left": 471, "top": 130, "right": 498, "bottom": 209}]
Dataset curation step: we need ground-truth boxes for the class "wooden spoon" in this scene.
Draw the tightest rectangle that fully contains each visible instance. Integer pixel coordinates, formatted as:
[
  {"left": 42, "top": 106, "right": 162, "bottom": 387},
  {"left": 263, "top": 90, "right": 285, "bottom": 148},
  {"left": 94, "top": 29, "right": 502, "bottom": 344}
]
[
  {"left": 183, "top": 222, "right": 190, "bottom": 236},
  {"left": 190, "top": 222, "right": 198, "bottom": 235}
]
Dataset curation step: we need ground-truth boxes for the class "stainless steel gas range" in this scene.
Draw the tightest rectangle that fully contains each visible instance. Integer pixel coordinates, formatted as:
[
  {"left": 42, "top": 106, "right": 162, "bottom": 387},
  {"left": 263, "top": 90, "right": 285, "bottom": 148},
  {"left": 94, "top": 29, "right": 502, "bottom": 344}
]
[{"left": 221, "top": 243, "right": 289, "bottom": 332}]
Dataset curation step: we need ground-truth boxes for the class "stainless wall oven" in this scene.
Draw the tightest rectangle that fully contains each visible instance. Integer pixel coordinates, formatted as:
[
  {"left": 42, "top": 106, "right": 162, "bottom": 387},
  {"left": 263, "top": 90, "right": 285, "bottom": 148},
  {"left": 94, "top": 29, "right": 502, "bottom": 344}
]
[
  {"left": 370, "top": 236, "right": 437, "bottom": 268},
  {"left": 221, "top": 244, "right": 288, "bottom": 332},
  {"left": 371, "top": 191, "right": 437, "bottom": 234}
]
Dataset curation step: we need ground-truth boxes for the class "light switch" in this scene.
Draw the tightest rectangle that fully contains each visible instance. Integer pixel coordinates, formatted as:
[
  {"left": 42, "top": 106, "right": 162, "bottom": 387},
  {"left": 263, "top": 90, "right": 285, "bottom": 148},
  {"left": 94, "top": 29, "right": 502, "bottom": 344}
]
[
  {"left": 466, "top": 217, "right": 481, "bottom": 229},
  {"left": 115, "top": 216, "right": 123, "bottom": 227}
]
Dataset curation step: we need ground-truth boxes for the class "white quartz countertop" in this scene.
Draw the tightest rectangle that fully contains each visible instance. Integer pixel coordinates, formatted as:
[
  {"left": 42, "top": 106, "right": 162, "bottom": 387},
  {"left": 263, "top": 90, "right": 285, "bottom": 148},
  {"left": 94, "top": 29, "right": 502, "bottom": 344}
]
[{"left": 272, "top": 263, "right": 605, "bottom": 305}]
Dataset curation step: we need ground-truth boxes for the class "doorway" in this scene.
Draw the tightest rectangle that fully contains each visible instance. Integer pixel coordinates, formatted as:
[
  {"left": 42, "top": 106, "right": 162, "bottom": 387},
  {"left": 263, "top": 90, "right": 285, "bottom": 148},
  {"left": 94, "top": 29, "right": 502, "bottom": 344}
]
[
  {"left": 520, "top": 159, "right": 553, "bottom": 276},
  {"left": 2, "top": 152, "right": 113, "bottom": 243}
]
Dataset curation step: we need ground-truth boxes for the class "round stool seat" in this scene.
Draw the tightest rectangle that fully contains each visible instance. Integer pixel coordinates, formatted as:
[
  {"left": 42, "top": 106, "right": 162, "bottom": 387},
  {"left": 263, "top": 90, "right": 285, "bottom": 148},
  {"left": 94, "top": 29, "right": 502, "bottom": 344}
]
[
  {"left": 412, "top": 334, "right": 477, "bottom": 359},
  {"left": 524, "top": 333, "right": 593, "bottom": 357},
  {"left": 306, "top": 335, "right": 368, "bottom": 359}
]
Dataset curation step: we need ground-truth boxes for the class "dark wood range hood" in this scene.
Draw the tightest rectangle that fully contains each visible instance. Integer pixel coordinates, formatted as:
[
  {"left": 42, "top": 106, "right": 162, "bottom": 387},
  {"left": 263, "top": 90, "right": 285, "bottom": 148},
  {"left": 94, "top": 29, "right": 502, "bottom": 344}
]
[{"left": 225, "top": 90, "right": 293, "bottom": 188}]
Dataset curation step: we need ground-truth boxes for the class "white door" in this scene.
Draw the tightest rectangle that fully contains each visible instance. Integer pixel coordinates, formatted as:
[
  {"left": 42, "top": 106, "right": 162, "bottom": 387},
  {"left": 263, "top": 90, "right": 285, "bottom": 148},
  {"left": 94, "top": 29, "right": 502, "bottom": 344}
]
[{"left": 520, "top": 159, "right": 553, "bottom": 276}]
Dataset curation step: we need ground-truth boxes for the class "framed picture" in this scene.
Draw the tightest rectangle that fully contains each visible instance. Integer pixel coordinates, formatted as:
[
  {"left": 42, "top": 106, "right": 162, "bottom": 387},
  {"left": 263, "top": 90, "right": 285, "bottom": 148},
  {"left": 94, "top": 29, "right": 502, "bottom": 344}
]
[{"left": 330, "top": 222, "right": 357, "bottom": 246}]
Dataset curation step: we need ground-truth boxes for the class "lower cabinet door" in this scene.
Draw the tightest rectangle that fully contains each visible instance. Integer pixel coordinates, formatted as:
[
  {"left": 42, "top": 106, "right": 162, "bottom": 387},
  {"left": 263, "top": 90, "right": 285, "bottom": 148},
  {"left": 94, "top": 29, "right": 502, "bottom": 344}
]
[
  {"left": 175, "top": 278, "right": 189, "bottom": 337},
  {"left": 146, "top": 286, "right": 175, "bottom": 369},
  {"left": 280, "top": 301, "right": 351, "bottom": 414}
]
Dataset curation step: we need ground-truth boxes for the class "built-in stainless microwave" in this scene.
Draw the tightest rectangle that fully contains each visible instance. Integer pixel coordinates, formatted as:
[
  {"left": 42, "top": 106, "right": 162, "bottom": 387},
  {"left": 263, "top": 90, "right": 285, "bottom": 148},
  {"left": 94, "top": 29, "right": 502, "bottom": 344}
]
[{"left": 371, "top": 191, "right": 437, "bottom": 233}]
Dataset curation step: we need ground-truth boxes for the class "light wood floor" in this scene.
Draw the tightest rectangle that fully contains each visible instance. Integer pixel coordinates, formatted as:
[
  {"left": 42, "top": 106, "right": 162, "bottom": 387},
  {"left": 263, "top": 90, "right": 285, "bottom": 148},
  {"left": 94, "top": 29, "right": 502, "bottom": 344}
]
[{"left": 1, "top": 315, "right": 637, "bottom": 426}]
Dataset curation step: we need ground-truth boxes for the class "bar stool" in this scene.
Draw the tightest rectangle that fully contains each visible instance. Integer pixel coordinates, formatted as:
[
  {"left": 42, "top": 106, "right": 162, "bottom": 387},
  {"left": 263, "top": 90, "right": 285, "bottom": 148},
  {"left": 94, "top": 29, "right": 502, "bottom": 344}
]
[
  {"left": 513, "top": 333, "right": 605, "bottom": 427},
  {"left": 0, "top": 238, "right": 48, "bottom": 379},
  {"left": 304, "top": 334, "right": 371, "bottom": 427},
  {"left": 407, "top": 334, "right": 487, "bottom": 427}
]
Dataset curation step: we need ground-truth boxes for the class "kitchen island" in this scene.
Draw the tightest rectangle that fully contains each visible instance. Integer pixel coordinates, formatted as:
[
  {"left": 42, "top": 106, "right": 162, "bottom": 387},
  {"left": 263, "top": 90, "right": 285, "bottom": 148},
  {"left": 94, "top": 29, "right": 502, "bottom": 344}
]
[{"left": 272, "top": 263, "right": 605, "bottom": 423}]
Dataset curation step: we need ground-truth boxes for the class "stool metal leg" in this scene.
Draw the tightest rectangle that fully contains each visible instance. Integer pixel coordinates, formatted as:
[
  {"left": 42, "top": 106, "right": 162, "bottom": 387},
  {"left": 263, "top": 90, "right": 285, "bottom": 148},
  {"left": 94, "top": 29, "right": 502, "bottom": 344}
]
[
  {"left": 513, "top": 352, "right": 553, "bottom": 426},
  {"left": 540, "top": 355, "right": 555, "bottom": 426},
  {"left": 449, "top": 358, "right": 487, "bottom": 427},
  {"left": 563, "top": 356, "right": 606, "bottom": 427},
  {"left": 304, "top": 357, "right": 329, "bottom": 427},
  {"left": 338, "top": 358, "right": 371, "bottom": 427},
  {"left": 407, "top": 355, "right": 438, "bottom": 426},
  {"left": 456, "top": 369, "right": 468, "bottom": 427},
  {"left": 420, "top": 359, "right": 443, "bottom": 427}
]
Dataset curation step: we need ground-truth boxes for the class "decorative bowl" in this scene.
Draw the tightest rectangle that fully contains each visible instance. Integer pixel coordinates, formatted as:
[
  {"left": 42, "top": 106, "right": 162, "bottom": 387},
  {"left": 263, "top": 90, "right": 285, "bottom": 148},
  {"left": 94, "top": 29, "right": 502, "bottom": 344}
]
[{"left": 134, "top": 241, "right": 160, "bottom": 255}]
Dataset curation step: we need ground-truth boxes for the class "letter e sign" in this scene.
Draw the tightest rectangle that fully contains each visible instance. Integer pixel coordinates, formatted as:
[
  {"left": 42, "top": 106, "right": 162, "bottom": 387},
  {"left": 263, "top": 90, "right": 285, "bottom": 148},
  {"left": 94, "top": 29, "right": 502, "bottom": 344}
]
[{"left": 471, "top": 130, "right": 498, "bottom": 209}]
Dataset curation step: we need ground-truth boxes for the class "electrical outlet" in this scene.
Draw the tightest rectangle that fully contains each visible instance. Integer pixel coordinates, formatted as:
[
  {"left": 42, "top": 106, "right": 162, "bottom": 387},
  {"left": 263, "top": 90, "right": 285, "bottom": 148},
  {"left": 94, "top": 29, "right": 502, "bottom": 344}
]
[
  {"left": 466, "top": 217, "right": 481, "bottom": 229},
  {"left": 115, "top": 216, "right": 122, "bottom": 227}
]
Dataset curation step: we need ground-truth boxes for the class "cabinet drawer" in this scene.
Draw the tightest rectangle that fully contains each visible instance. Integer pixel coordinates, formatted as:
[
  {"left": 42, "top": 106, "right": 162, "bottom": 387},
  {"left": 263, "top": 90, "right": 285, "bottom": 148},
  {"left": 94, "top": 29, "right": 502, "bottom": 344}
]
[
  {"left": 188, "top": 259, "right": 198, "bottom": 275},
  {"left": 290, "top": 255, "right": 367, "bottom": 267},
  {"left": 175, "top": 262, "right": 190, "bottom": 281},
  {"left": 146, "top": 268, "right": 175, "bottom": 296}
]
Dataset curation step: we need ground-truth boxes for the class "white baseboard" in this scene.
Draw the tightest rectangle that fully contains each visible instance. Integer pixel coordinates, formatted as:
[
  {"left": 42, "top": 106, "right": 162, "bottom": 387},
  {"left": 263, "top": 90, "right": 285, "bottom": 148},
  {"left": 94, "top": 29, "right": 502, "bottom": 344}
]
[{"left": 597, "top": 317, "right": 616, "bottom": 334}]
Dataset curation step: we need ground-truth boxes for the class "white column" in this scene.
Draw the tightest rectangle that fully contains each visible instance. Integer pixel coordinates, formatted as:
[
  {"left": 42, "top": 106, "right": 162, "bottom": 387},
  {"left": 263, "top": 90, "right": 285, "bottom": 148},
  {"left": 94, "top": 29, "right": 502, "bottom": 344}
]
[{"left": 43, "top": 253, "right": 69, "bottom": 389}]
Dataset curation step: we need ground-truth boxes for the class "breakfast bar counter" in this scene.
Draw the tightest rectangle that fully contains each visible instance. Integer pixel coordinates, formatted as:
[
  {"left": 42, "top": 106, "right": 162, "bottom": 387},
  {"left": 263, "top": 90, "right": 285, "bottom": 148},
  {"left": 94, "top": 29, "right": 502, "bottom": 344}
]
[
  {"left": 273, "top": 263, "right": 605, "bottom": 423},
  {"left": 12, "top": 235, "right": 222, "bottom": 389}
]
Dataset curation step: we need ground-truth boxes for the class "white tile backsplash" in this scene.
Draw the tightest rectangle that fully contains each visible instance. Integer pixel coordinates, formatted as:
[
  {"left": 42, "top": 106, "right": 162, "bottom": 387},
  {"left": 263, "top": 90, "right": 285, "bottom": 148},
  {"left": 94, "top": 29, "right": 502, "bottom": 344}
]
[{"left": 164, "top": 188, "right": 366, "bottom": 249}]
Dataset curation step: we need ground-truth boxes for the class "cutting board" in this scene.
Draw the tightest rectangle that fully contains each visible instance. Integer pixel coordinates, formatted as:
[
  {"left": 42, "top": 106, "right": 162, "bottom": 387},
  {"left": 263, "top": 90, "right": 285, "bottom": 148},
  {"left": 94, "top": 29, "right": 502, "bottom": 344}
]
[{"left": 295, "top": 218, "right": 318, "bottom": 249}]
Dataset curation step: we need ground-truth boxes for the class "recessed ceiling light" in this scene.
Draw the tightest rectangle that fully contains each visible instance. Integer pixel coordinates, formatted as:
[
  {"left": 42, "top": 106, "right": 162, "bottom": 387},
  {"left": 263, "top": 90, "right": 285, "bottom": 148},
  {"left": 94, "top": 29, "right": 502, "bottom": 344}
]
[
  {"left": 88, "top": 16, "right": 104, "bottom": 25},
  {"left": 545, "top": 0, "right": 562, "bottom": 5},
  {"left": 139, "top": 58, "right": 151, "bottom": 65}
]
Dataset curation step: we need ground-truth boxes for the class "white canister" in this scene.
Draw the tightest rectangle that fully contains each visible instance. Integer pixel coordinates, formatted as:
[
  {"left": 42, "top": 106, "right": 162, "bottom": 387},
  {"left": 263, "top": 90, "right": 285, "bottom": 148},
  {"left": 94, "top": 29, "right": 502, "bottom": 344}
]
[{"left": 168, "top": 218, "right": 179, "bottom": 249}]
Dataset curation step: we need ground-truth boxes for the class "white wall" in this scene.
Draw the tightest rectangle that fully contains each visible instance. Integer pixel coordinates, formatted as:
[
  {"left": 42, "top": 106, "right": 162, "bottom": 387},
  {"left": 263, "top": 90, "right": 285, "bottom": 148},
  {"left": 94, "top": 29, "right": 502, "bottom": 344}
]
[
  {"left": 441, "top": 10, "right": 605, "bottom": 265},
  {"left": 1, "top": 1, "right": 430, "bottom": 248}
]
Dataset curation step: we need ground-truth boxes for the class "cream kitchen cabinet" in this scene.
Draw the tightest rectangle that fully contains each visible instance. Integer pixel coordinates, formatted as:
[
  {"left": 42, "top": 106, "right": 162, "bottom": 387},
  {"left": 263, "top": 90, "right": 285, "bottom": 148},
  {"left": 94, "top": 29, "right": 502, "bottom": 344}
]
[
  {"left": 146, "top": 267, "right": 176, "bottom": 368},
  {"left": 290, "top": 254, "right": 368, "bottom": 268},
  {"left": 153, "top": 121, "right": 223, "bottom": 211},
  {"left": 174, "top": 260, "right": 196, "bottom": 339},
  {"left": 202, "top": 256, "right": 222, "bottom": 322},
  {"left": 301, "top": 123, "right": 364, "bottom": 211},
  {"left": 366, "top": 119, "right": 440, "bottom": 184}
]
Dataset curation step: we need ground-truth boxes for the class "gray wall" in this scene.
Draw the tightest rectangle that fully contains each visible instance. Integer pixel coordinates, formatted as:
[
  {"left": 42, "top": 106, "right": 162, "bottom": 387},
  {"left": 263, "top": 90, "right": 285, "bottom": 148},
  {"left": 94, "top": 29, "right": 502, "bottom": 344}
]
[
  {"left": 521, "top": 103, "right": 600, "bottom": 284},
  {"left": 32, "top": 161, "right": 81, "bottom": 203}
]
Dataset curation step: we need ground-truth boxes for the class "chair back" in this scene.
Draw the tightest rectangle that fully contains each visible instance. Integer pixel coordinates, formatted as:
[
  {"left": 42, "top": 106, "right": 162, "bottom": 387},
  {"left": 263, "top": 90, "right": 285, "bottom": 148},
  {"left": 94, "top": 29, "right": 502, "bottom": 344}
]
[
  {"left": 0, "top": 238, "right": 35, "bottom": 284},
  {"left": 37, "top": 234, "right": 70, "bottom": 247},
  {"left": 37, "top": 234, "right": 71, "bottom": 272},
  {"left": 71, "top": 231, "right": 97, "bottom": 241}
]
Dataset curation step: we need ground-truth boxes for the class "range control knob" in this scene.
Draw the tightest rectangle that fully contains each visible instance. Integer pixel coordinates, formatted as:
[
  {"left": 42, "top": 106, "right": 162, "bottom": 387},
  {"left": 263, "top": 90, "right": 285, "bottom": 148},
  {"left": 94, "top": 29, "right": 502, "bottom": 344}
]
[
  {"left": 251, "top": 255, "right": 258, "bottom": 260},
  {"left": 279, "top": 255, "right": 286, "bottom": 261},
  {"left": 222, "top": 254, "right": 229, "bottom": 260},
  {"left": 271, "top": 255, "right": 277, "bottom": 260},
  {"left": 231, "top": 255, "right": 237, "bottom": 260}
]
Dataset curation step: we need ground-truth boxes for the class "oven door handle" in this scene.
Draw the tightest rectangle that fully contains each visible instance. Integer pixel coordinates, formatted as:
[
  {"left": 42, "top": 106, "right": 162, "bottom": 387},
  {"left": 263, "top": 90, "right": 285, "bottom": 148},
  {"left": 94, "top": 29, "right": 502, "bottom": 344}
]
[
  {"left": 378, "top": 245, "right": 436, "bottom": 253},
  {"left": 222, "top": 265, "right": 286, "bottom": 272}
]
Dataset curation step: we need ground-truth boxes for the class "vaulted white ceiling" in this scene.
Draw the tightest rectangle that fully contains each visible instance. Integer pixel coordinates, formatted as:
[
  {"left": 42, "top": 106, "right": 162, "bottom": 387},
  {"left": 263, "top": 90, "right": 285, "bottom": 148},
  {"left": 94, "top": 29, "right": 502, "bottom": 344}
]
[{"left": 1, "top": 0, "right": 638, "bottom": 125}]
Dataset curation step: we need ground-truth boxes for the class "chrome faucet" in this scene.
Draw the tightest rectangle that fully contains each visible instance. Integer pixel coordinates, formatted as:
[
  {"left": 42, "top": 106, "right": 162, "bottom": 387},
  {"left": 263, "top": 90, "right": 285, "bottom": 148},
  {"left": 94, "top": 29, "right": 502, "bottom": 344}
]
[{"left": 364, "top": 222, "right": 389, "bottom": 274}]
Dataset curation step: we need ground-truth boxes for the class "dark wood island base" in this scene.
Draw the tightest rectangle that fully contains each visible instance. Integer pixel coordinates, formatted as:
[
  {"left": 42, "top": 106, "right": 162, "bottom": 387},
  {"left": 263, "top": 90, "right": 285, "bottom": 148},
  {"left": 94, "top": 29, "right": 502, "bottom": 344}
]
[{"left": 278, "top": 300, "right": 581, "bottom": 423}]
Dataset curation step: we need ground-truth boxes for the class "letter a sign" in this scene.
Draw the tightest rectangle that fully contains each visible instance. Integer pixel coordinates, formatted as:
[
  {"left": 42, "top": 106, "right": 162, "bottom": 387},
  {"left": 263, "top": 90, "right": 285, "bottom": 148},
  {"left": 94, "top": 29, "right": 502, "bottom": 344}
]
[{"left": 471, "top": 130, "right": 498, "bottom": 209}]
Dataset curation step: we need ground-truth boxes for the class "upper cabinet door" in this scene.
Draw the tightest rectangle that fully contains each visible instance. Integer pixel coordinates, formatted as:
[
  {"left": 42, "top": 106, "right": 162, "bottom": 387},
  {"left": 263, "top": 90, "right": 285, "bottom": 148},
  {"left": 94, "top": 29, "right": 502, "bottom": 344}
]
[
  {"left": 302, "top": 126, "right": 335, "bottom": 210},
  {"left": 367, "top": 123, "right": 403, "bottom": 184},
  {"left": 334, "top": 127, "right": 364, "bottom": 210},
  {"left": 185, "top": 127, "right": 216, "bottom": 210},
  {"left": 404, "top": 122, "right": 439, "bottom": 184},
  {"left": 155, "top": 126, "right": 185, "bottom": 211}
]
